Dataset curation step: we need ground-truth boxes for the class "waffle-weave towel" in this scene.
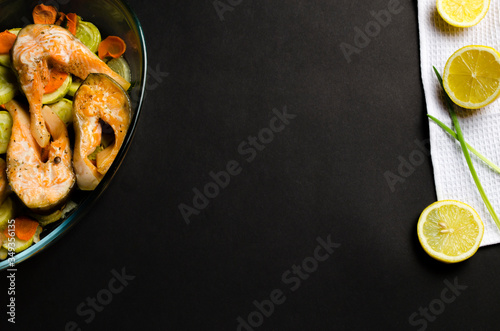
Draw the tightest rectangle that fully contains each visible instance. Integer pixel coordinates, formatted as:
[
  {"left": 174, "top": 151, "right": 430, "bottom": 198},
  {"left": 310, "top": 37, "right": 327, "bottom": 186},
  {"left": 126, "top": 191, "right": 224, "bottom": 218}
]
[{"left": 418, "top": 0, "right": 500, "bottom": 246}]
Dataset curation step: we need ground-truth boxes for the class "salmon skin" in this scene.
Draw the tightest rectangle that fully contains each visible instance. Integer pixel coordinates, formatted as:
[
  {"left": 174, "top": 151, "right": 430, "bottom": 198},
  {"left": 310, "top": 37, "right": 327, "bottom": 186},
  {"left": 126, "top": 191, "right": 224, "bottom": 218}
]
[
  {"left": 73, "top": 73, "right": 131, "bottom": 190},
  {"left": 12, "top": 24, "right": 130, "bottom": 148}
]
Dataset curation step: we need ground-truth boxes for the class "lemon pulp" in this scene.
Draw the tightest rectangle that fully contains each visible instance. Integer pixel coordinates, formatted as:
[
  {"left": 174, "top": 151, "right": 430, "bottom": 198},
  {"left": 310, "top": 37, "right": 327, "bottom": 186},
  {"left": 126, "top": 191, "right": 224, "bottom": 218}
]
[
  {"left": 417, "top": 200, "right": 484, "bottom": 263},
  {"left": 443, "top": 45, "right": 500, "bottom": 109},
  {"left": 437, "top": 0, "right": 490, "bottom": 28}
]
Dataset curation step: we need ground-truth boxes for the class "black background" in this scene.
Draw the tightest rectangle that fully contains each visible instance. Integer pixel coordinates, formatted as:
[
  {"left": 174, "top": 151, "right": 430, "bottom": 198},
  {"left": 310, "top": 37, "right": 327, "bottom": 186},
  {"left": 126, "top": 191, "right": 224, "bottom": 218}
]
[{"left": 2, "top": 0, "right": 500, "bottom": 330}]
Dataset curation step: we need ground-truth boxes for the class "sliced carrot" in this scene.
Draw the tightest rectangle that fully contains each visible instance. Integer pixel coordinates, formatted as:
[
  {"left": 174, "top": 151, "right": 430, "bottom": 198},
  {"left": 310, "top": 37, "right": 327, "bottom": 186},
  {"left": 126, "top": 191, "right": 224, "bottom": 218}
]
[
  {"left": 66, "top": 13, "right": 78, "bottom": 35},
  {"left": 55, "top": 12, "right": 66, "bottom": 26},
  {"left": 12, "top": 217, "right": 39, "bottom": 241},
  {"left": 0, "top": 105, "right": 5, "bottom": 110},
  {"left": 98, "top": 36, "right": 127, "bottom": 59},
  {"left": 44, "top": 68, "right": 69, "bottom": 94},
  {"left": 32, "top": 4, "right": 58, "bottom": 25},
  {"left": 2, "top": 217, "right": 38, "bottom": 241},
  {"left": 0, "top": 30, "right": 16, "bottom": 54}
]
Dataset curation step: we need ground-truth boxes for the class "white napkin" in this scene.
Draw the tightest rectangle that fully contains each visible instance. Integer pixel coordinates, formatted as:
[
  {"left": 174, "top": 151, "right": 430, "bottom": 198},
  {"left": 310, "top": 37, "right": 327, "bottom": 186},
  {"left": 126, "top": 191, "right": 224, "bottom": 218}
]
[{"left": 418, "top": 0, "right": 500, "bottom": 246}]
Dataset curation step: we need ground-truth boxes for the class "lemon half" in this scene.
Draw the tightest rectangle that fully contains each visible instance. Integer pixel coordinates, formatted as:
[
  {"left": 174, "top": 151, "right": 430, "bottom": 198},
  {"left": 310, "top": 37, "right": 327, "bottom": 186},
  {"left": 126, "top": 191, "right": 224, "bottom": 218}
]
[
  {"left": 417, "top": 200, "right": 484, "bottom": 263},
  {"left": 437, "top": 0, "right": 490, "bottom": 28},
  {"left": 443, "top": 45, "right": 500, "bottom": 109}
]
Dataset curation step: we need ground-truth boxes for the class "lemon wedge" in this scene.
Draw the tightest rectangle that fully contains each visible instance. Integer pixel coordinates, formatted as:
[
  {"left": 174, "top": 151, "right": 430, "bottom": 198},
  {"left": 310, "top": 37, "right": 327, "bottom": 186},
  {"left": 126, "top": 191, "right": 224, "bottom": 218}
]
[
  {"left": 437, "top": 0, "right": 490, "bottom": 27},
  {"left": 417, "top": 200, "right": 484, "bottom": 263},
  {"left": 443, "top": 45, "right": 500, "bottom": 109}
]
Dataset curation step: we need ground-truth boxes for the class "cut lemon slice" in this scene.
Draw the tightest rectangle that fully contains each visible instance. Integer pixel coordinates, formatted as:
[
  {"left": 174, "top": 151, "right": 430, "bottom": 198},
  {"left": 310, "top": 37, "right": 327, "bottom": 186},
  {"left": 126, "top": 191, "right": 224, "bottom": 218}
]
[
  {"left": 417, "top": 200, "right": 484, "bottom": 263},
  {"left": 437, "top": 0, "right": 490, "bottom": 27},
  {"left": 443, "top": 45, "right": 500, "bottom": 109}
]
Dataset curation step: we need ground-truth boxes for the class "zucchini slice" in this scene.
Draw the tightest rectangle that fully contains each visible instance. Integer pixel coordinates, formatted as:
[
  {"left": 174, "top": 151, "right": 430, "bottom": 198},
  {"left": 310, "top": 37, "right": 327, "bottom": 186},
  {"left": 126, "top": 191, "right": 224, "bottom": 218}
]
[
  {"left": 107, "top": 56, "right": 131, "bottom": 84},
  {"left": 2, "top": 234, "right": 33, "bottom": 253},
  {"left": 42, "top": 73, "right": 72, "bottom": 105},
  {"left": 0, "top": 197, "right": 13, "bottom": 231},
  {"left": 0, "top": 112, "right": 12, "bottom": 154},
  {"left": 48, "top": 98, "right": 73, "bottom": 125},
  {"left": 1, "top": 225, "right": 41, "bottom": 253},
  {"left": 0, "top": 29, "right": 21, "bottom": 68},
  {"left": 0, "top": 66, "right": 17, "bottom": 105},
  {"left": 9, "top": 28, "right": 21, "bottom": 36},
  {"left": 76, "top": 21, "right": 101, "bottom": 53},
  {"left": 0, "top": 55, "right": 10, "bottom": 68},
  {"left": 33, "top": 200, "right": 77, "bottom": 227},
  {"left": 67, "top": 78, "right": 82, "bottom": 97}
]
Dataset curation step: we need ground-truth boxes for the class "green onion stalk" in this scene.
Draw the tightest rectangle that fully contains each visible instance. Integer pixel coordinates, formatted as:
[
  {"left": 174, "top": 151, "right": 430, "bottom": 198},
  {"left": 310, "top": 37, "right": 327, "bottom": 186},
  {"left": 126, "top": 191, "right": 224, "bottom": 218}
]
[{"left": 433, "top": 66, "right": 500, "bottom": 230}]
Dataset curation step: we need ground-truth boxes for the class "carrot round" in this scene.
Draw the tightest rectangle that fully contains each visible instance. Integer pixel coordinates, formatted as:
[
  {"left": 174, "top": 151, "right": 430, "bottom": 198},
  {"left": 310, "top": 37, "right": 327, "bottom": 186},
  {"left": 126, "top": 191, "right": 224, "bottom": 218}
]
[
  {"left": 0, "top": 30, "right": 16, "bottom": 54},
  {"left": 12, "top": 217, "right": 39, "bottom": 241},
  {"left": 66, "top": 13, "right": 78, "bottom": 35},
  {"left": 98, "top": 36, "right": 126, "bottom": 59},
  {"left": 55, "top": 12, "right": 66, "bottom": 26},
  {"left": 44, "top": 68, "right": 69, "bottom": 94},
  {"left": 32, "top": 4, "right": 58, "bottom": 25}
]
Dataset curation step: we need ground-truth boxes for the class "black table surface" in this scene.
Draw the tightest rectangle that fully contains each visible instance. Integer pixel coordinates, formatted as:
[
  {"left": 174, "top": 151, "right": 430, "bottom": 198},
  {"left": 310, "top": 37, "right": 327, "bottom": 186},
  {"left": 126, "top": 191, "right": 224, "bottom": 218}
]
[{"left": 3, "top": 0, "right": 500, "bottom": 330}]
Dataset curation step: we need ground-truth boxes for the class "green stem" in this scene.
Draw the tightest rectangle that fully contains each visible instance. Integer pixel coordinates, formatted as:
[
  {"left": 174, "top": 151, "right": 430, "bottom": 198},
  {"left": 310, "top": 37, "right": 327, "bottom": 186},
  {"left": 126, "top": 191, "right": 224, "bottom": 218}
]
[
  {"left": 427, "top": 114, "right": 500, "bottom": 174},
  {"left": 433, "top": 66, "right": 500, "bottom": 230}
]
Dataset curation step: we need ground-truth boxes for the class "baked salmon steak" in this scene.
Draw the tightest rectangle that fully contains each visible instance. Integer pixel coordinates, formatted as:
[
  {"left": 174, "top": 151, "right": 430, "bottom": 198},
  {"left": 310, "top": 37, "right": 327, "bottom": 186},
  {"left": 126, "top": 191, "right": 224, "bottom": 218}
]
[
  {"left": 11, "top": 24, "right": 130, "bottom": 148},
  {"left": 73, "top": 73, "right": 131, "bottom": 191},
  {"left": 4, "top": 100, "right": 75, "bottom": 212}
]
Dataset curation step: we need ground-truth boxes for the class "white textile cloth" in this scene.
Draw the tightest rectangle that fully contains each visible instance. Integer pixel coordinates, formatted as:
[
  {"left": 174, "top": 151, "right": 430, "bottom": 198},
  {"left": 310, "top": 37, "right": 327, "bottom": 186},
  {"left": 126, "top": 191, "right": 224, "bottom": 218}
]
[{"left": 418, "top": 0, "right": 500, "bottom": 246}]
